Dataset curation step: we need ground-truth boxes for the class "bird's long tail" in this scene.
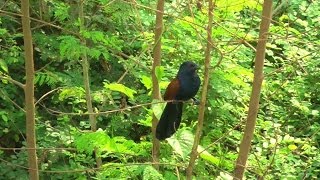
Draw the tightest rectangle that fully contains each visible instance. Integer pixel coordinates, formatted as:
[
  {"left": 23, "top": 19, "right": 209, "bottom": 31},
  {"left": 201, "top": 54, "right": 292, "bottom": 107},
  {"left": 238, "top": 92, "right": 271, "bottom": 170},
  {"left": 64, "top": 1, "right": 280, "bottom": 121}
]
[{"left": 156, "top": 102, "right": 183, "bottom": 140}]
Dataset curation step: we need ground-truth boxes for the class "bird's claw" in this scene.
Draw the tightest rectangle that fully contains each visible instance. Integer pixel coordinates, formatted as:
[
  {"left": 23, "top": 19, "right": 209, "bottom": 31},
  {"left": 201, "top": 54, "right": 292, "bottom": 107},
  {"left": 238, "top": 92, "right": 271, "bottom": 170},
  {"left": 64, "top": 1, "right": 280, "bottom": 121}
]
[{"left": 192, "top": 98, "right": 200, "bottom": 105}]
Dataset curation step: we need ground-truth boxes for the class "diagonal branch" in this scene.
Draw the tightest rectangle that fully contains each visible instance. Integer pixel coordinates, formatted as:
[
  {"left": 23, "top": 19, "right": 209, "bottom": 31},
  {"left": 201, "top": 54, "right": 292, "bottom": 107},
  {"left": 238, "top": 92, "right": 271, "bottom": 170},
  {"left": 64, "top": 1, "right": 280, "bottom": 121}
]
[
  {"left": 0, "top": 89, "right": 25, "bottom": 112},
  {"left": 35, "top": 87, "right": 62, "bottom": 106},
  {"left": 0, "top": 75, "right": 25, "bottom": 89}
]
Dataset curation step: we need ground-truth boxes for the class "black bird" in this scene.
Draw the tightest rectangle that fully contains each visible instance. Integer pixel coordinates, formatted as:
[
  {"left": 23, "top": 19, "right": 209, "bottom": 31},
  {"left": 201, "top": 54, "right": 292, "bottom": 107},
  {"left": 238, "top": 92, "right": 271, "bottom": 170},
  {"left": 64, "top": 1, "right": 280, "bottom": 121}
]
[{"left": 156, "top": 61, "right": 200, "bottom": 140}]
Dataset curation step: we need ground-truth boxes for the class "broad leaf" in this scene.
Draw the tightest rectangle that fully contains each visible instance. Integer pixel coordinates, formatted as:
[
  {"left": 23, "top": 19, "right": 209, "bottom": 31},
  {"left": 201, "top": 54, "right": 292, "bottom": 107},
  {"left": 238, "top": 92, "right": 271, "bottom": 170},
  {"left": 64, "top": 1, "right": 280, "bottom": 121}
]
[{"left": 104, "top": 83, "right": 137, "bottom": 100}]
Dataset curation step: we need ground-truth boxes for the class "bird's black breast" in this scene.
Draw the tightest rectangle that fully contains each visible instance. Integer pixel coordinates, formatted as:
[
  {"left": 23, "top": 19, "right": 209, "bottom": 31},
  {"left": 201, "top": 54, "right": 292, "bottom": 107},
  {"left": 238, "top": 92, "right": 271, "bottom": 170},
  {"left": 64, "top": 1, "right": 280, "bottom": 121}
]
[{"left": 176, "top": 74, "right": 200, "bottom": 100}]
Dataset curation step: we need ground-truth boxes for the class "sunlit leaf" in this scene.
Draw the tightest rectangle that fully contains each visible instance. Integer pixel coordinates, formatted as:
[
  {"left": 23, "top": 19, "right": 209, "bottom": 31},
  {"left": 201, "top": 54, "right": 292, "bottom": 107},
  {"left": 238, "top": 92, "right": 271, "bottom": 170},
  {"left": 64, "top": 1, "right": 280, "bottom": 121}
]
[
  {"left": 0, "top": 59, "right": 8, "bottom": 73},
  {"left": 104, "top": 83, "right": 137, "bottom": 100},
  {"left": 311, "top": 110, "right": 319, "bottom": 116},
  {"left": 288, "top": 144, "right": 298, "bottom": 151},
  {"left": 152, "top": 99, "right": 165, "bottom": 120},
  {"left": 140, "top": 75, "right": 152, "bottom": 90},
  {"left": 155, "top": 66, "right": 164, "bottom": 81}
]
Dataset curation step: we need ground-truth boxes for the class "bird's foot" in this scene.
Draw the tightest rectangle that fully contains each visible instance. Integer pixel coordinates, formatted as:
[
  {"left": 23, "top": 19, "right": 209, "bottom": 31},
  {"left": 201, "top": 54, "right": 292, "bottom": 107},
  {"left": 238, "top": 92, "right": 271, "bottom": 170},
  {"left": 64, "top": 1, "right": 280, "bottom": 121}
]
[{"left": 191, "top": 98, "right": 200, "bottom": 105}]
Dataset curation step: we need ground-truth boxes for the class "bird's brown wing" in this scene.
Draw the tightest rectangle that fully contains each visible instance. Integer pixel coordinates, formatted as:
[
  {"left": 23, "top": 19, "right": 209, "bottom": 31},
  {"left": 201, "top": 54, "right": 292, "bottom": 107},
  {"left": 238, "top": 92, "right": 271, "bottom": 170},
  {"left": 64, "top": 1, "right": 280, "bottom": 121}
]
[{"left": 164, "top": 78, "right": 180, "bottom": 100}]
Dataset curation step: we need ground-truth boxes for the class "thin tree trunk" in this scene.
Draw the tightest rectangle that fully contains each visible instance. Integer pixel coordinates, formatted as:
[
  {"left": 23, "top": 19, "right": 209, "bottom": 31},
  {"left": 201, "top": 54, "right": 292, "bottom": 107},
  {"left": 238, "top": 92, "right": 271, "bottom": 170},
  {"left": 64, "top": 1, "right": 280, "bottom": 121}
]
[
  {"left": 233, "top": 1, "right": 273, "bottom": 179},
  {"left": 21, "top": 0, "right": 39, "bottom": 179},
  {"left": 186, "top": 0, "right": 214, "bottom": 179},
  {"left": 79, "top": 0, "right": 102, "bottom": 167},
  {"left": 151, "top": 0, "right": 165, "bottom": 170},
  {"left": 39, "top": 0, "right": 49, "bottom": 22}
]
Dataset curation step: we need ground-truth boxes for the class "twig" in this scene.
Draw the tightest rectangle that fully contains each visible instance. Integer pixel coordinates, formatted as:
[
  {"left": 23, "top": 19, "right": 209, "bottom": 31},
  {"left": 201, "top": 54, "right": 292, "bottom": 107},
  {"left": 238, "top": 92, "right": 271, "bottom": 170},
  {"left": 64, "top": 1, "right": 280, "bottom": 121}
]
[
  {"left": 0, "top": 89, "right": 25, "bottom": 112},
  {"left": 35, "top": 60, "right": 55, "bottom": 73},
  {"left": 0, "top": 156, "right": 185, "bottom": 173},
  {"left": 199, "top": 123, "right": 241, "bottom": 155},
  {"left": 261, "top": 124, "right": 279, "bottom": 177},
  {"left": 0, "top": 0, "right": 10, "bottom": 10},
  {"left": 117, "top": 69, "right": 129, "bottom": 83},
  {"left": 211, "top": 47, "right": 224, "bottom": 70},
  {"left": 121, "top": 0, "right": 205, "bottom": 29},
  {"left": 35, "top": 87, "right": 62, "bottom": 105},
  {"left": 40, "top": 99, "right": 191, "bottom": 116},
  {"left": 176, "top": 166, "right": 181, "bottom": 180},
  {"left": 0, "top": 9, "right": 79, "bottom": 37},
  {"left": 0, "top": 147, "right": 77, "bottom": 151},
  {"left": 0, "top": 75, "right": 25, "bottom": 89}
]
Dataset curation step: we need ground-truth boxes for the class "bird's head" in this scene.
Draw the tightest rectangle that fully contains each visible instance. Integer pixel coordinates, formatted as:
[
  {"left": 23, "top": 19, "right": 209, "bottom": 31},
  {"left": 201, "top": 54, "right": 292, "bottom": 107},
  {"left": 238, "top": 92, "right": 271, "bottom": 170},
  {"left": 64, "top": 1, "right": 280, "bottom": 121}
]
[{"left": 178, "top": 61, "right": 198, "bottom": 76}]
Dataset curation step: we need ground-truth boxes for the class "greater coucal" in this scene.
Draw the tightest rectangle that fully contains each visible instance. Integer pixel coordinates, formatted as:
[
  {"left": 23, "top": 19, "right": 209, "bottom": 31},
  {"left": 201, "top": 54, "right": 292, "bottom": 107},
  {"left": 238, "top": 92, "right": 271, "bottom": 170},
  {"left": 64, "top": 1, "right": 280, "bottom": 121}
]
[{"left": 156, "top": 61, "right": 200, "bottom": 140}]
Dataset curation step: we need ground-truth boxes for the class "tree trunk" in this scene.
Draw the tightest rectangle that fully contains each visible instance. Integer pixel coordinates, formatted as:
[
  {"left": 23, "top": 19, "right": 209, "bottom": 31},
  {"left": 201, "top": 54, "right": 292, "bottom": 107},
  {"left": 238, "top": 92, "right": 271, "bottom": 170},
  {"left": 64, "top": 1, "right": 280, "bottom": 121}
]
[
  {"left": 151, "top": 0, "right": 165, "bottom": 170},
  {"left": 79, "top": 0, "right": 102, "bottom": 167},
  {"left": 186, "top": 0, "right": 214, "bottom": 179},
  {"left": 21, "top": 0, "right": 39, "bottom": 179},
  {"left": 233, "top": 1, "right": 273, "bottom": 179}
]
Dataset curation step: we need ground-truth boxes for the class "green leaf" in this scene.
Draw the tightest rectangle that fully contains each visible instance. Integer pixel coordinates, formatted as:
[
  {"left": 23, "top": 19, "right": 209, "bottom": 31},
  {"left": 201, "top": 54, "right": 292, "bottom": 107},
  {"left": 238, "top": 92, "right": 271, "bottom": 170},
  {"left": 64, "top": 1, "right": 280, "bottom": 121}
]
[
  {"left": 155, "top": 66, "right": 164, "bottom": 81},
  {"left": 152, "top": 99, "right": 165, "bottom": 120},
  {"left": 168, "top": 129, "right": 227, "bottom": 167},
  {"left": 53, "top": 2, "right": 70, "bottom": 21},
  {"left": 87, "top": 48, "right": 101, "bottom": 59},
  {"left": 1, "top": 113, "right": 8, "bottom": 122},
  {"left": 160, "top": 81, "right": 170, "bottom": 90},
  {"left": 58, "top": 35, "right": 83, "bottom": 60},
  {"left": 311, "top": 110, "right": 319, "bottom": 116},
  {"left": 102, "top": 52, "right": 110, "bottom": 59},
  {"left": 75, "top": 130, "right": 111, "bottom": 154},
  {"left": 167, "top": 129, "right": 194, "bottom": 160},
  {"left": 143, "top": 166, "right": 164, "bottom": 180},
  {"left": 216, "top": 0, "right": 260, "bottom": 12},
  {"left": 0, "top": 28, "right": 8, "bottom": 35},
  {"left": 288, "top": 144, "right": 298, "bottom": 151},
  {"left": 197, "top": 146, "right": 220, "bottom": 166},
  {"left": 59, "top": 87, "right": 85, "bottom": 101},
  {"left": 82, "top": 30, "right": 107, "bottom": 44},
  {"left": 0, "top": 59, "right": 8, "bottom": 73},
  {"left": 140, "top": 75, "right": 152, "bottom": 90},
  {"left": 138, "top": 113, "right": 152, "bottom": 127},
  {"left": 104, "top": 83, "right": 137, "bottom": 100}
]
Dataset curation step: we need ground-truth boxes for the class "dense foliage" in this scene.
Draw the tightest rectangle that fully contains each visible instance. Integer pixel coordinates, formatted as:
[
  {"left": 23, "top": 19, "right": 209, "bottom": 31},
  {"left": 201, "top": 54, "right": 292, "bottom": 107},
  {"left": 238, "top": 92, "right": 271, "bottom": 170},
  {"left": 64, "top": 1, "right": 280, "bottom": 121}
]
[{"left": 0, "top": 0, "right": 319, "bottom": 179}]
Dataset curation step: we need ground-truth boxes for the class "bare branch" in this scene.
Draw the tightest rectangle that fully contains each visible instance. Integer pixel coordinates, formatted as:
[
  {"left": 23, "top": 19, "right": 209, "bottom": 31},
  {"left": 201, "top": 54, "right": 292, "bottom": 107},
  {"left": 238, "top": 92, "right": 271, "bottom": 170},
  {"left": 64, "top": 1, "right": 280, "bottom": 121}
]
[
  {"left": 0, "top": 75, "right": 25, "bottom": 89},
  {"left": 0, "top": 89, "right": 25, "bottom": 112},
  {"left": 40, "top": 100, "right": 190, "bottom": 116},
  {"left": 0, "top": 156, "right": 185, "bottom": 173},
  {"left": 35, "top": 87, "right": 62, "bottom": 106},
  {"left": 0, "top": 9, "right": 79, "bottom": 37}
]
